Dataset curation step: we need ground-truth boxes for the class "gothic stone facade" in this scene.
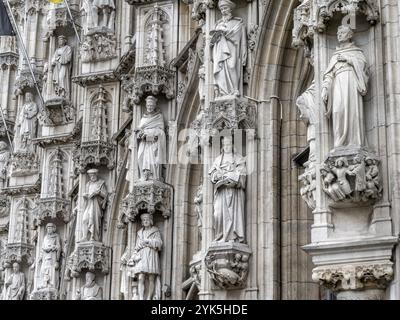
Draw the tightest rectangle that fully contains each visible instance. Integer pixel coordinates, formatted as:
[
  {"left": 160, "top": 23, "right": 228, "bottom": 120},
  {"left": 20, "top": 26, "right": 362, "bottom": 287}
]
[{"left": 0, "top": 0, "right": 399, "bottom": 300}]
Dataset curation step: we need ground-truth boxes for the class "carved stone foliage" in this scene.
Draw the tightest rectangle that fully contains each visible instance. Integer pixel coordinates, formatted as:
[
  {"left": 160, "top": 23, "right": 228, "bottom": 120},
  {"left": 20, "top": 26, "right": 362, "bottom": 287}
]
[
  {"left": 123, "top": 65, "right": 175, "bottom": 104},
  {"left": 72, "top": 71, "right": 117, "bottom": 87},
  {"left": 10, "top": 151, "right": 39, "bottom": 177},
  {"left": 205, "top": 242, "right": 251, "bottom": 290},
  {"left": 320, "top": 150, "right": 382, "bottom": 205},
  {"left": 312, "top": 263, "right": 393, "bottom": 292},
  {"left": 0, "top": 195, "right": 10, "bottom": 218},
  {"left": 80, "top": 31, "right": 117, "bottom": 63},
  {"left": 30, "top": 288, "right": 57, "bottom": 300},
  {"left": 119, "top": 180, "right": 173, "bottom": 225},
  {"left": 206, "top": 97, "right": 256, "bottom": 132},
  {"left": 67, "top": 241, "right": 110, "bottom": 277},
  {"left": 76, "top": 141, "right": 115, "bottom": 172}
]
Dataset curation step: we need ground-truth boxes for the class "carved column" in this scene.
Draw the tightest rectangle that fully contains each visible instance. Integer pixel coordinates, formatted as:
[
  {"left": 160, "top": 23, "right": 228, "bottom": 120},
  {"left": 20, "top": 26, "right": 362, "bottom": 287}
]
[{"left": 293, "top": 0, "right": 397, "bottom": 300}]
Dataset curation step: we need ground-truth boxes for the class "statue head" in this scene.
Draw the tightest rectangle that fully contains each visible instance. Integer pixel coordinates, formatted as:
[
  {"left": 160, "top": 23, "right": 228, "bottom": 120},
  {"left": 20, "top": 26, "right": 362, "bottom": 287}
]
[
  {"left": 335, "top": 157, "right": 348, "bottom": 168},
  {"left": 218, "top": 0, "right": 235, "bottom": 16},
  {"left": 145, "top": 96, "right": 157, "bottom": 114},
  {"left": 87, "top": 168, "right": 99, "bottom": 182},
  {"left": 46, "top": 222, "right": 56, "bottom": 235},
  {"left": 85, "top": 271, "right": 96, "bottom": 285},
  {"left": 57, "top": 35, "right": 67, "bottom": 47},
  {"left": 221, "top": 136, "right": 233, "bottom": 154},
  {"left": 354, "top": 155, "right": 363, "bottom": 164},
  {"left": 12, "top": 262, "right": 20, "bottom": 273},
  {"left": 140, "top": 213, "right": 153, "bottom": 228},
  {"left": 0, "top": 141, "right": 8, "bottom": 151},
  {"left": 337, "top": 25, "right": 354, "bottom": 43},
  {"left": 365, "top": 157, "right": 375, "bottom": 165}
]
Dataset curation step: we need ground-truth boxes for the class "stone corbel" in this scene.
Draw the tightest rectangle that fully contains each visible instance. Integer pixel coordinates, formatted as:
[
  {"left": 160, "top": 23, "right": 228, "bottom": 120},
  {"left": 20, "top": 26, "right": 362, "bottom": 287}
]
[
  {"left": 80, "top": 30, "right": 117, "bottom": 63},
  {"left": 41, "top": 98, "right": 75, "bottom": 126},
  {"left": 205, "top": 242, "right": 252, "bottom": 290},
  {"left": 14, "top": 64, "right": 43, "bottom": 96},
  {"left": 292, "top": 0, "right": 314, "bottom": 53},
  {"left": 312, "top": 263, "right": 393, "bottom": 298},
  {"left": 10, "top": 151, "right": 39, "bottom": 177}
]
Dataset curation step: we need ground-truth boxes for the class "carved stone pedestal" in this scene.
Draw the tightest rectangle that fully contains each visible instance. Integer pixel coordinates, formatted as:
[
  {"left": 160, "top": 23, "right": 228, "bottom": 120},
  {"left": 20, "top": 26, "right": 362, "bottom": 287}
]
[
  {"left": 206, "top": 97, "right": 256, "bottom": 131},
  {"left": 42, "top": 98, "right": 75, "bottom": 126},
  {"left": 321, "top": 147, "right": 382, "bottom": 206},
  {"left": 30, "top": 287, "right": 58, "bottom": 300},
  {"left": 67, "top": 241, "right": 110, "bottom": 277},
  {"left": 81, "top": 28, "right": 117, "bottom": 63},
  {"left": 120, "top": 180, "right": 173, "bottom": 224},
  {"left": 205, "top": 242, "right": 251, "bottom": 290},
  {"left": 10, "top": 152, "right": 39, "bottom": 177}
]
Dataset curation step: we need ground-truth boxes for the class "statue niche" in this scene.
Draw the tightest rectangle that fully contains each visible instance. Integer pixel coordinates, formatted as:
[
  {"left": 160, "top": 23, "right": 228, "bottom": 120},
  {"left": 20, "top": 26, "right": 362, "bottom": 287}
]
[{"left": 3, "top": 262, "right": 25, "bottom": 300}]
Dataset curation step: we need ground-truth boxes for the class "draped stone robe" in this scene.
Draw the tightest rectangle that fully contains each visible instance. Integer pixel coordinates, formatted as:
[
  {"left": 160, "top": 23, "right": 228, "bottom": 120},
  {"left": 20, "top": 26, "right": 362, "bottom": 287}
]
[
  {"left": 80, "top": 281, "right": 103, "bottom": 300},
  {"left": 132, "top": 226, "right": 162, "bottom": 276},
  {"left": 17, "top": 101, "right": 38, "bottom": 151},
  {"left": 323, "top": 43, "right": 369, "bottom": 148},
  {"left": 209, "top": 151, "right": 246, "bottom": 243},
  {"left": 52, "top": 44, "right": 72, "bottom": 99},
  {"left": 212, "top": 16, "right": 247, "bottom": 97},
  {"left": 136, "top": 112, "right": 166, "bottom": 180},
  {"left": 39, "top": 233, "right": 61, "bottom": 289},
  {"left": 81, "top": 179, "right": 107, "bottom": 241},
  {"left": 4, "top": 271, "right": 25, "bottom": 300}
]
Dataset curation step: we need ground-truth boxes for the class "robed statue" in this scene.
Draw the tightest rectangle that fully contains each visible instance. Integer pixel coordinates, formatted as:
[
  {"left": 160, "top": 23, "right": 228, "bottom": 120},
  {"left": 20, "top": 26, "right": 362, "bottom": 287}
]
[
  {"left": 3, "top": 262, "right": 25, "bottom": 300},
  {"left": 322, "top": 25, "right": 369, "bottom": 149},
  {"left": 16, "top": 92, "right": 38, "bottom": 152},
  {"left": 51, "top": 35, "right": 72, "bottom": 99},
  {"left": 209, "top": 136, "right": 246, "bottom": 243},
  {"left": 38, "top": 223, "right": 61, "bottom": 289},
  {"left": 211, "top": 0, "right": 247, "bottom": 98},
  {"left": 80, "top": 169, "right": 107, "bottom": 242},
  {"left": 75, "top": 272, "right": 103, "bottom": 300},
  {"left": 135, "top": 96, "right": 166, "bottom": 181}
]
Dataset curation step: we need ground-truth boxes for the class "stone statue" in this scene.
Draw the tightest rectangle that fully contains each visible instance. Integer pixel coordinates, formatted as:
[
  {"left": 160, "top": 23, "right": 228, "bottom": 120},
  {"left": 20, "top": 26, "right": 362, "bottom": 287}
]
[
  {"left": 194, "top": 184, "right": 203, "bottom": 240},
  {"left": 51, "top": 35, "right": 72, "bottom": 99},
  {"left": 331, "top": 157, "right": 352, "bottom": 197},
  {"left": 211, "top": 0, "right": 247, "bottom": 98},
  {"left": 129, "top": 213, "right": 162, "bottom": 300},
  {"left": 3, "top": 262, "right": 25, "bottom": 300},
  {"left": 320, "top": 166, "right": 346, "bottom": 202},
  {"left": 0, "top": 142, "right": 10, "bottom": 187},
  {"left": 322, "top": 25, "right": 369, "bottom": 149},
  {"left": 16, "top": 92, "right": 38, "bottom": 152},
  {"left": 80, "top": 169, "right": 107, "bottom": 242},
  {"left": 81, "top": 0, "right": 96, "bottom": 34},
  {"left": 38, "top": 223, "right": 61, "bottom": 290},
  {"left": 365, "top": 157, "right": 381, "bottom": 199},
  {"left": 135, "top": 96, "right": 166, "bottom": 181},
  {"left": 349, "top": 155, "right": 367, "bottom": 194},
  {"left": 76, "top": 272, "right": 103, "bottom": 300},
  {"left": 209, "top": 136, "right": 246, "bottom": 243}
]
